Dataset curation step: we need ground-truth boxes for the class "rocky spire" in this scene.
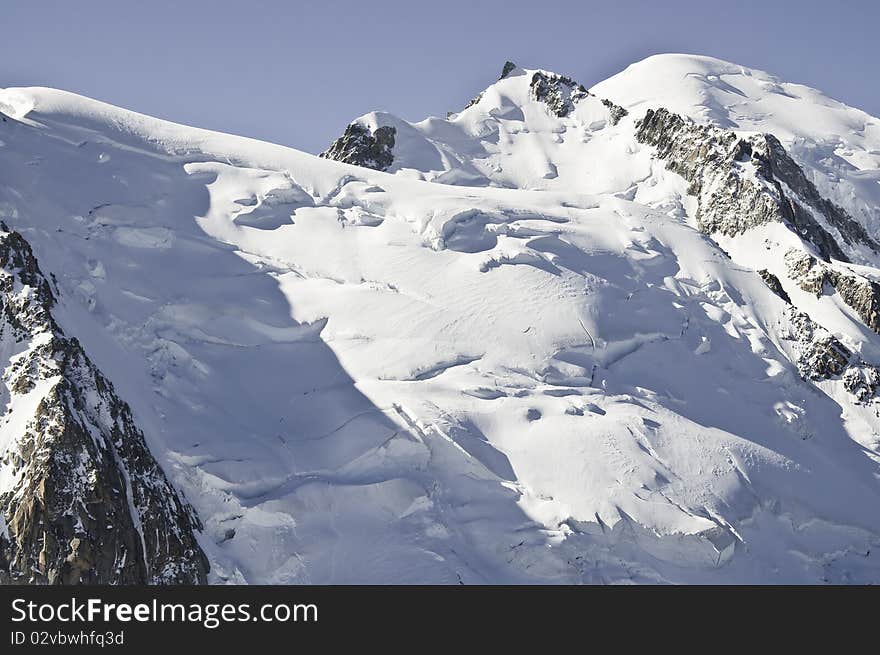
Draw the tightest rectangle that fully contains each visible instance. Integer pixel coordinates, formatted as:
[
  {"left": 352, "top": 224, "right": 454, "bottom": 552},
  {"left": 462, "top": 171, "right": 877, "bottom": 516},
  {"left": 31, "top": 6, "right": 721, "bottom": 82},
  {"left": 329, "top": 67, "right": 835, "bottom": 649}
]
[{"left": 499, "top": 61, "right": 517, "bottom": 79}]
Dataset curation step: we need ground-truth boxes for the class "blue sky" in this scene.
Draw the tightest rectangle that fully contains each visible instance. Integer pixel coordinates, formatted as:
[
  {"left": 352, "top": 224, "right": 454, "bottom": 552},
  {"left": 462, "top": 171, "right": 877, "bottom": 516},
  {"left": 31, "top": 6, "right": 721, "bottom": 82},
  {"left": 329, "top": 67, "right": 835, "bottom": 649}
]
[{"left": 2, "top": 0, "right": 877, "bottom": 153}]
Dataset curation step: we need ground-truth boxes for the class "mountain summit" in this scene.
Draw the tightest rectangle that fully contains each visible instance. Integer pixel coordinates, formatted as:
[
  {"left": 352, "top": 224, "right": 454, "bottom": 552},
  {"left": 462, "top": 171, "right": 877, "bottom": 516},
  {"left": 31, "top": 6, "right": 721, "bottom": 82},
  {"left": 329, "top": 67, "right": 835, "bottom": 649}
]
[{"left": 1, "top": 54, "right": 880, "bottom": 583}]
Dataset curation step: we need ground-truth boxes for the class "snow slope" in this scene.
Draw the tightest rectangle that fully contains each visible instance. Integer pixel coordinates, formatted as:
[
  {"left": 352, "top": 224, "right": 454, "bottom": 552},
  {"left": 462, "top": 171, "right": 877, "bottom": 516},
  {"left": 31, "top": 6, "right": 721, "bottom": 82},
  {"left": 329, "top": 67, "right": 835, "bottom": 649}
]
[
  {"left": 593, "top": 53, "right": 880, "bottom": 239},
  {"left": 1, "top": 53, "right": 880, "bottom": 583}
]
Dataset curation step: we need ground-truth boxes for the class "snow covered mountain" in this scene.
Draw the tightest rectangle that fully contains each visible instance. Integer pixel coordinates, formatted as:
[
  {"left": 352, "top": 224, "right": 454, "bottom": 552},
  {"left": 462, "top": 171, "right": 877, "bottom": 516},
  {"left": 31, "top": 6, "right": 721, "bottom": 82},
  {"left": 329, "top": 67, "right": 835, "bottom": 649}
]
[{"left": 1, "top": 53, "right": 880, "bottom": 584}]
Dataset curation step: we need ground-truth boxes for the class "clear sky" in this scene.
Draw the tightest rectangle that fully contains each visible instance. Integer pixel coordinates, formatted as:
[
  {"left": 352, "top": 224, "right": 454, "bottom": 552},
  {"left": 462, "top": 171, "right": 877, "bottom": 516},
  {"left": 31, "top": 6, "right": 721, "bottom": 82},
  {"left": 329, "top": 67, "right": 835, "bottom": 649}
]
[{"left": 2, "top": 0, "right": 877, "bottom": 154}]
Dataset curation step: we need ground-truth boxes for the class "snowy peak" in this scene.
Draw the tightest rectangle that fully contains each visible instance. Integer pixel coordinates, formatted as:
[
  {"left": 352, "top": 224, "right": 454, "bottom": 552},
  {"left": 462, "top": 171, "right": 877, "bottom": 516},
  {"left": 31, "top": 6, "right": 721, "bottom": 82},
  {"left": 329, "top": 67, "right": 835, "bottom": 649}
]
[
  {"left": 320, "top": 63, "right": 627, "bottom": 188},
  {"left": 453, "top": 62, "right": 625, "bottom": 123},
  {"left": 592, "top": 53, "right": 787, "bottom": 128},
  {"left": 592, "top": 52, "right": 853, "bottom": 136},
  {"left": 319, "top": 54, "right": 880, "bottom": 347},
  {"left": 320, "top": 53, "right": 880, "bottom": 245}
]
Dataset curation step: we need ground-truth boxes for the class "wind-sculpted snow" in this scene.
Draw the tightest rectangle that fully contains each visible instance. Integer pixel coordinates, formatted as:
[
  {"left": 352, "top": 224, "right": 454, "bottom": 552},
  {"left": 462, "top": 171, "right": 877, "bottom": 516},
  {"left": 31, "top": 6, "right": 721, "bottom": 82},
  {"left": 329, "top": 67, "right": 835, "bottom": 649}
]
[{"left": 2, "top": 52, "right": 880, "bottom": 583}]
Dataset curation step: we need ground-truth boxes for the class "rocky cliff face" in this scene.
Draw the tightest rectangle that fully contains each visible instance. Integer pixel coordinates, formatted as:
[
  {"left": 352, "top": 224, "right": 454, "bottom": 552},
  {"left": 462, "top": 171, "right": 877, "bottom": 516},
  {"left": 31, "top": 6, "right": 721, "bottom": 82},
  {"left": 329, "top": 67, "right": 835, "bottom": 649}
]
[
  {"left": 321, "top": 63, "right": 629, "bottom": 175},
  {"left": 635, "top": 108, "right": 877, "bottom": 263},
  {"left": 499, "top": 60, "right": 517, "bottom": 80},
  {"left": 320, "top": 122, "right": 396, "bottom": 171},
  {"left": 0, "top": 226, "right": 208, "bottom": 584}
]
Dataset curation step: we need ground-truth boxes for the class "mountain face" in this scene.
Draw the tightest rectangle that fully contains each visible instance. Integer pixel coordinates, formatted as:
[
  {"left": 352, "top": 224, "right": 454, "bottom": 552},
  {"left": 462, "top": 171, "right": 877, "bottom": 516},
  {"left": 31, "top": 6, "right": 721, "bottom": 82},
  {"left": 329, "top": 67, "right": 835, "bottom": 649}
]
[
  {"left": 2, "top": 53, "right": 880, "bottom": 584},
  {"left": 0, "top": 226, "right": 207, "bottom": 583}
]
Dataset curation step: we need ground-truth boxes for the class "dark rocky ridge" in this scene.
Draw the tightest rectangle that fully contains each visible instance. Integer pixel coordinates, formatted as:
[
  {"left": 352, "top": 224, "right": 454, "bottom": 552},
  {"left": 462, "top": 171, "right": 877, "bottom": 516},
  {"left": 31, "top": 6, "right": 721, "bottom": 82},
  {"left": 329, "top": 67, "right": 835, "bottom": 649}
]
[
  {"left": 529, "top": 71, "right": 590, "bottom": 118},
  {"left": 758, "top": 269, "right": 792, "bottom": 304},
  {"left": 601, "top": 98, "right": 629, "bottom": 126},
  {"left": 0, "top": 226, "right": 208, "bottom": 584},
  {"left": 499, "top": 61, "right": 517, "bottom": 80},
  {"left": 785, "top": 249, "right": 880, "bottom": 334},
  {"left": 733, "top": 264, "right": 876, "bottom": 401},
  {"left": 785, "top": 308, "right": 880, "bottom": 403},
  {"left": 320, "top": 122, "right": 396, "bottom": 172},
  {"left": 529, "top": 71, "right": 627, "bottom": 124},
  {"left": 635, "top": 108, "right": 878, "bottom": 263}
]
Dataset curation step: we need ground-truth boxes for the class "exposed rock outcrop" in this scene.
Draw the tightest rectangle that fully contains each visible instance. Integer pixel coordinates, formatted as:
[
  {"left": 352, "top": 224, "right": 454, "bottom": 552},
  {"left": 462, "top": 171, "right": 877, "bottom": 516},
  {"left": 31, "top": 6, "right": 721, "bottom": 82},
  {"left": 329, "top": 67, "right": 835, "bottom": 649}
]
[
  {"left": 635, "top": 107, "right": 880, "bottom": 393},
  {"left": 635, "top": 108, "right": 878, "bottom": 263},
  {"left": 529, "top": 71, "right": 589, "bottom": 118},
  {"left": 0, "top": 226, "right": 208, "bottom": 584},
  {"left": 785, "top": 308, "right": 880, "bottom": 403},
  {"left": 528, "top": 71, "right": 627, "bottom": 125},
  {"left": 785, "top": 249, "right": 880, "bottom": 334},
  {"left": 320, "top": 122, "right": 396, "bottom": 171},
  {"left": 601, "top": 98, "right": 628, "bottom": 126},
  {"left": 499, "top": 60, "right": 517, "bottom": 80},
  {"left": 463, "top": 91, "right": 484, "bottom": 111},
  {"left": 758, "top": 269, "right": 791, "bottom": 304}
]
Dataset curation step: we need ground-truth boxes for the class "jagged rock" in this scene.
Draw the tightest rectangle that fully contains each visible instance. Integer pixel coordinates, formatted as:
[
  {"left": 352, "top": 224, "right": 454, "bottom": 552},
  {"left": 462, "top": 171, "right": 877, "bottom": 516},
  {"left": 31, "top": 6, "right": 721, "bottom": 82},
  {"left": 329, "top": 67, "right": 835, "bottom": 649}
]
[
  {"left": 464, "top": 91, "right": 484, "bottom": 110},
  {"left": 528, "top": 71, "right": 628, "bottom": 125},
  {"left": 529, "top": 71, "right": 589, "bottom": 118},
  {"left": 601, "top": 98, "right": 628, "bottom": 125},
  {"left": 843, "top": 365, "right": 880, "bottom": 403},
  {"left": 635, "top": 108, "right": 877, "bottom": 263},
  {"left": 758, "top": 269, "right": 791, "bottom": 303},
  {"left": 0, "top": 226, "right": 208, "bottom": 584},
  {"left": 784, "top": 308, "right": 879, "bottom": 402},
  {"left": 785, "top": 249, "right": 827, "bottom": 295},
  {"left": 499, "top": 61, "right": 517, "bottom": 79},
  {"left": 320, "top": 122, "right": 396, "bottom": 171},
  {"left": 785, "top": 249, "right": 880, "bottom": 334}
]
